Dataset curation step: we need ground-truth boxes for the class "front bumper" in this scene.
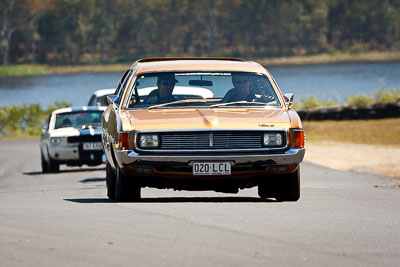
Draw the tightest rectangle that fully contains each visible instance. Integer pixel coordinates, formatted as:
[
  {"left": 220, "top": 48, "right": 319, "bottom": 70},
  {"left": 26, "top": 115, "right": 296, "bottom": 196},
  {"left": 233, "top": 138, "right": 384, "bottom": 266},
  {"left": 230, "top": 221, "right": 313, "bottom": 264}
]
[
  {"left": 48, "top": 144, "right": 103, "bottom": 164},
  {"left": 48, "top": 145, "right": 80, "bottom": 161},
  {"left": 115, "top": 148, "right": 305, "bottom": 171}
]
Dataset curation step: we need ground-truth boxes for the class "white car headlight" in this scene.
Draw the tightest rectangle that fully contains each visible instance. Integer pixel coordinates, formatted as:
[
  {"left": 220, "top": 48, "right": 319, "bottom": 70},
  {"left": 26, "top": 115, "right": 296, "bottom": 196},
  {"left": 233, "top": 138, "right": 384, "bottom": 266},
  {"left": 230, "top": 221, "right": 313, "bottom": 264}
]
[
  {"left": 50, "top": 137, "right": 61, "bottom": 145},
  {"left": 263, "top": 133, "right": 283, "bottom": 147},
  {"left": 139, "top": 134, "right": 159, "bottom": 148}
]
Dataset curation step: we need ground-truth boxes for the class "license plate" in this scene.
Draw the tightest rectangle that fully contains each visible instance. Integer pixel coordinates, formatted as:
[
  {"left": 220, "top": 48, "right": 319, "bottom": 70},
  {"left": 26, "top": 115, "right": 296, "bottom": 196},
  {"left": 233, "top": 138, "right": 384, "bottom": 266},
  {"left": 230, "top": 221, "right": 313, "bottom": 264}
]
[
  {"left": 83, "top": 142, "right": 103, "bottom": 150},
  {"left": 193, "top": 162, "right": 231, "bottom": 176}
]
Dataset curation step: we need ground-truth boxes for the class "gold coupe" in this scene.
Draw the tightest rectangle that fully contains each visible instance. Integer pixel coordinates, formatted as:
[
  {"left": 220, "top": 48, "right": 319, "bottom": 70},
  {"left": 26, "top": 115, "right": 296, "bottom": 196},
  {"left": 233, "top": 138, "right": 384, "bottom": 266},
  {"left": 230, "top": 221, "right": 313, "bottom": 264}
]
[{"left": 102, "top": 58, "right": 305, "bottom": 202}]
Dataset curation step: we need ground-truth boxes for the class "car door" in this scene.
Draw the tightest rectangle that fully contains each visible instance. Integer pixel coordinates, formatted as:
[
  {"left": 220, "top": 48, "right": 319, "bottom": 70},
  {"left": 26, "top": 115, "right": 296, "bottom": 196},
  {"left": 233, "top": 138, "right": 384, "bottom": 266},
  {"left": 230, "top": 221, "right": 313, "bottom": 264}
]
[{"left": 102, "top": 70, "right": 134, "bottom": 168}]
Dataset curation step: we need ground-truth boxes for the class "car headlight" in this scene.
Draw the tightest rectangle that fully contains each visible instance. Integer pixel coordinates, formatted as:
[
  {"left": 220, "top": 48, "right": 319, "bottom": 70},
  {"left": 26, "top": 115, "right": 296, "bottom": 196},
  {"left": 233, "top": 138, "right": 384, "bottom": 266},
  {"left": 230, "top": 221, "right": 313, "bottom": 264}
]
[
  {"left": 263, "top": 133, "right": 283, "bottom": 147},
  {"left": 50, "top": 137, "right": 61, "bottom": 145},
  {"left": 139, "top": 134, "right": 159, "bottom": 148}
]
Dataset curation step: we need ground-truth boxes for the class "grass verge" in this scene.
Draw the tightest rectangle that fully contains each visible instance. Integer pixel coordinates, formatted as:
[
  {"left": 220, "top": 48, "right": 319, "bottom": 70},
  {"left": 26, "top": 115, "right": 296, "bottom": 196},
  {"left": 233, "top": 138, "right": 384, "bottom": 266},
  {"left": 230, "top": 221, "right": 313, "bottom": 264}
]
[
  {"left": 257, "top": 50, "right": 400, "bottom": 66},
  {"left": 0, "top": 63, "right": 128, "bottom": 77},
  {"left": 303, "top": 118, "right": 400, "bottom": 146},
  {"left": 0, "top": 65, "right": 48, "bottom": 76},
  {"left": 1, "top": 51, "right": 400, "bottom": 77}
]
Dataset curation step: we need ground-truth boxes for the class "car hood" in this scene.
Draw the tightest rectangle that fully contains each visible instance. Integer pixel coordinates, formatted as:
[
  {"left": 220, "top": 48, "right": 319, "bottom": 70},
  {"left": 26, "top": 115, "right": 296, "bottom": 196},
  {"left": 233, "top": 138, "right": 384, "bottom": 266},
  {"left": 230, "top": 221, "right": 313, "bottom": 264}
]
[
  {"left": 50, "top": 126, "right": 102, "bottom": 137},
  {"left": 123, "top": 107, "right": 291, "bottom": 131}
]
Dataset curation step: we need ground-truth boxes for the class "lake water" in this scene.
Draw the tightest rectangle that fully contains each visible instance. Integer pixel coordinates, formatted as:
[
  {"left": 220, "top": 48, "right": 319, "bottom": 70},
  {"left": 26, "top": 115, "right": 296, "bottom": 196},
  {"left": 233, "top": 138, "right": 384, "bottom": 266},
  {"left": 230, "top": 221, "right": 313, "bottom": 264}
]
[{"left": 0, "top": 62, "right": 399, "bottom": 107}]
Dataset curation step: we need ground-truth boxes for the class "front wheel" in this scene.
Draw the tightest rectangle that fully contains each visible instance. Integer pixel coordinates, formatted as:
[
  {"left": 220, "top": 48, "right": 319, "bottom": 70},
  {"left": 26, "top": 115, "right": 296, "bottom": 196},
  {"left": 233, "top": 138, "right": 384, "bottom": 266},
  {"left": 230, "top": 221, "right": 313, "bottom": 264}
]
[
  {"left": 44, "top": 147, "right": 59, "bottom": 173},
  {"left": 258, "top": 177, "right": 279, "bottom": 199},
  {"left": 47, "top": 155, "right": 60, "bottom": 173},
  {"left": 275, "top": 167, "right": 300, "bottom": 202},
  {"left": 106, "top": 162, "right": 116, "bottom": 200},
  {"left": 115, "top": 167, "right": 141, "bottom": 202},
  {"left": 41, "top": 151, "right": 49, "bottom": 173}
]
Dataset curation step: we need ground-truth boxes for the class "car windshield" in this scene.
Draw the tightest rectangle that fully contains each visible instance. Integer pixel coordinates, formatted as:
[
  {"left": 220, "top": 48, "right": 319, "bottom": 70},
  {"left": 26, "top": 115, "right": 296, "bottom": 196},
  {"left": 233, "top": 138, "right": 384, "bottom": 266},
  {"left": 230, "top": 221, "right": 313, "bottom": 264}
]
[
  {"left": 54, "top": 111, "right": 103, "bottom": 129},
  {"left": 126, "top": 72, "right": 281, "bottom": 109}
]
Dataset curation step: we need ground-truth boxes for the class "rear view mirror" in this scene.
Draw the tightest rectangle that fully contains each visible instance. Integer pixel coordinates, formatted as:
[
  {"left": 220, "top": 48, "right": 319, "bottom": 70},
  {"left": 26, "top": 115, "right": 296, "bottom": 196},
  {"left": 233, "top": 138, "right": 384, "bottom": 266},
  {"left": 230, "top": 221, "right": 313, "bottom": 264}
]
[
  {"left": 189, "top": 80, "right": 213, "bottom": 87},
  {"left": 106, "top": 95, "right": 118, "bottom": 105}
]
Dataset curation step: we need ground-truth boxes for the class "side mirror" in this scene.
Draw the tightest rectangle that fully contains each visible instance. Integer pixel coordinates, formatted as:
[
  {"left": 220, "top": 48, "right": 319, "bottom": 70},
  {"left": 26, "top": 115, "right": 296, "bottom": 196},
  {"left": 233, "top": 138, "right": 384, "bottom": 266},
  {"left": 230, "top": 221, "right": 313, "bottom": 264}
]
[
  {"left": 106, "top": 95, "right": 118, "bottom": 105},
  {"left": 41, "top": 124, "right": 49, "bottom": 134},
  {"left": 283, "top": 93, "right": 294, "bottom": 108}
]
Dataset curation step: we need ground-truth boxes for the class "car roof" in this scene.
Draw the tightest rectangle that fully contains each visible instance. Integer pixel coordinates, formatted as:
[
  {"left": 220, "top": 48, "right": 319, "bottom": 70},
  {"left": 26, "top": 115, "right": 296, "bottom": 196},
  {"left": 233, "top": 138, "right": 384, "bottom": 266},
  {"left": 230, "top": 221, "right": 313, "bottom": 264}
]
[
  {"left": 52, "top": 106, "right": 106, "bottom": 115},
  {"left": 130, "top": 57, "right": 267, "bottom": 74},
  {"left": 92, "top": 88, "right": 115, "bottom": 97}
]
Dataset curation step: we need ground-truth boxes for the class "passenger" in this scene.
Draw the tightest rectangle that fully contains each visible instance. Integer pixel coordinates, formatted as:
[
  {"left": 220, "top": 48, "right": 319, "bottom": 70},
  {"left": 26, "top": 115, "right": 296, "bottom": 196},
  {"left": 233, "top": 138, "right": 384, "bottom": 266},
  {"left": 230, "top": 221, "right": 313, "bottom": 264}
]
[
  {"left": 222, "top": 74, "right": 255, "bottom": 102},
  {"left": 146, "top": 73, "right": 178, "bottom": 104}
]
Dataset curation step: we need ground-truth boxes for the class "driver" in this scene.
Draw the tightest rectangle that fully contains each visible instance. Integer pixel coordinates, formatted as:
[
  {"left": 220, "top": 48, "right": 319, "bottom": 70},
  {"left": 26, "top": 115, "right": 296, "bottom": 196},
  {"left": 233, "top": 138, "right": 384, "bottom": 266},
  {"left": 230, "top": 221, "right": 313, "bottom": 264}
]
[{"left": 146, "top": 73, "right": 178, "bottom": 104}]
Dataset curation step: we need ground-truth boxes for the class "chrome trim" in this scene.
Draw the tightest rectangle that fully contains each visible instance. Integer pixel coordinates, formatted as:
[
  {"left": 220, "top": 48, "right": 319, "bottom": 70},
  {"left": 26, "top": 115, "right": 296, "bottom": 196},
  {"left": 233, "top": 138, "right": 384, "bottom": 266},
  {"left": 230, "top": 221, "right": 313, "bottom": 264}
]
[
  {"left": 115, "top": 148, "right": 305, "bottom": 166},
  {"left": 134, "top": 128, "right": 289, "bottom": 153},
  {"left": 123, "top": 71, "right": 284, "bottom": 110},
  {"left": 136, "top": 128, "right": 288, "bottom": 133}
]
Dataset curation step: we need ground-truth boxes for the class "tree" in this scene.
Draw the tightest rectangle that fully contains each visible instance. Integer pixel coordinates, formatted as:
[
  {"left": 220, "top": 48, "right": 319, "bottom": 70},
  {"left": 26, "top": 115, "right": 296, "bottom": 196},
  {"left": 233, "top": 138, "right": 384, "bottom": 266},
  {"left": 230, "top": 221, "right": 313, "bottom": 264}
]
[{"left": 0, "top": 0, "right": 50, "bottom": 65}]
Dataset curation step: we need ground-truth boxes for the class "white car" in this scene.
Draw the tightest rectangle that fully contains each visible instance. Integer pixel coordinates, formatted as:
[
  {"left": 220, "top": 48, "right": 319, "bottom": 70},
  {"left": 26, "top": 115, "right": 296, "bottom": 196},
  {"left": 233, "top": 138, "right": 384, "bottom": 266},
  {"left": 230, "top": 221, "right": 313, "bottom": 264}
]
[
  {"left": 88, "top": 88, "right": 115, "bottom": 106},
  {"left": 40, "top": 106, "right": 106, "bottom": 173},
  {"left": 137, "top": 86, "right": 214, "bottom": 98},
  {"left": 88, "top": 87, "right": 213, "bottom": 107}
]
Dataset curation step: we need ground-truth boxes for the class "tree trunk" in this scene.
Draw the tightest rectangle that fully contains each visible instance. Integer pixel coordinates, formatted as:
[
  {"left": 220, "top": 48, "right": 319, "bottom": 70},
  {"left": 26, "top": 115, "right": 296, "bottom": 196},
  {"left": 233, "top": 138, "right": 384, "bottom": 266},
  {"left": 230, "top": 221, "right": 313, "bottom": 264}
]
[
  {"left": 207, "top": 1, "right": 217, "bottom": 55},
  {"left": 278, "top": 0, "right": 284, "bottom": 56},
  {"left": 1, "top": 0, "right": 14, "bottom": 65}
]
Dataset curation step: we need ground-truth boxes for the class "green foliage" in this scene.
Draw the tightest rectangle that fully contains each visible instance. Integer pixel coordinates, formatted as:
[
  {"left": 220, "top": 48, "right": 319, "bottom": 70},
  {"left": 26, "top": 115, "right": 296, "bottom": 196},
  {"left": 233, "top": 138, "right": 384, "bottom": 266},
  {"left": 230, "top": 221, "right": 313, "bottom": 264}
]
[
  {"left": 0, "top": 101, "right": 70, "bottom": 138},
  {"left": 375, "top": 88, "right": 400, "bottom": 103},
  {"left": 346, "top": 87, "right": 400, "bottom": 107},
  {"left": 346, "top": 94, "right": 375, "bottom": 107},
  {"left": 295, "top": 87, "right": 400, "bottom": 109},
  {"left": 293, "top": 96, "right": 337, "bottom": 110},
  {"left": 1, "top": 0, "right": 399, "bottom": 64},
  {"left": 0, "top": 65, "right": 47, "bottom": 76},
  {"left": 296, "top": 96, "right": 321, "bottom": 109}
]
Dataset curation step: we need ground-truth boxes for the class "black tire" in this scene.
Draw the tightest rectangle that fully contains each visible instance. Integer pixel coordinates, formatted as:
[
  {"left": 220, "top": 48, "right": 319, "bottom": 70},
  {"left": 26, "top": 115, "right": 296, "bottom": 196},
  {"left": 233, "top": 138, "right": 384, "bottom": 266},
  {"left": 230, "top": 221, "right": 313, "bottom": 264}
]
[
  {"left": 106, "top": 162, "right": 116, "bottom": 200},
  {"left": 275, "top": 167, "right": 300, "bottom": 202},
  {"left": 258, "top": 177, "right": 279, "bottom": 199},
  {"left": 115, "top": 167, "right": 141, "bottom": 202},
  {"left": 47, "top": 155, "right": 60, "bottom": 173},
  {"left": 41, "top": 151, "right": 49, "bottom": 173}
]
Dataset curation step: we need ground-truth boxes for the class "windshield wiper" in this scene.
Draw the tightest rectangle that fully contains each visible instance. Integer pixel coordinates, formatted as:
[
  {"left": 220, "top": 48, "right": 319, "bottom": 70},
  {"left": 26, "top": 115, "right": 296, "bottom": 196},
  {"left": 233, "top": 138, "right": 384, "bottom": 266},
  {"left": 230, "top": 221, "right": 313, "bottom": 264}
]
[
  {"left": 148, "top": 99, "right": 207, "bottom": 109},
  {"left": 210, "top": 101, "right": 267, "bottom": 108}
]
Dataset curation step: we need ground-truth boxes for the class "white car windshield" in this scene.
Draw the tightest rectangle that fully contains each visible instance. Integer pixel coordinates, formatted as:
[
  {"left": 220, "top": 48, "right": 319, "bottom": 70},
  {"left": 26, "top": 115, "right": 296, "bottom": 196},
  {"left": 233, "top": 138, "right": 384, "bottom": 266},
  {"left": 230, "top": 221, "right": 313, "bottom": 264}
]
[
  {"left": 126, "top": 72, "right": 281, "bottom": 109},
  {"left": 54, "top": 111, "right": 103, "bottom": 129}
]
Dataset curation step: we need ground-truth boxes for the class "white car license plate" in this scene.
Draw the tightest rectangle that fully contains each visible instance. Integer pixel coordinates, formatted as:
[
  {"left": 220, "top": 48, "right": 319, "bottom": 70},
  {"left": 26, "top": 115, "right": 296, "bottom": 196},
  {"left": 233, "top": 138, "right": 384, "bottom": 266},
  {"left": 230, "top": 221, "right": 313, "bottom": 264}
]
[
  {"left": 193, "top": 162, "right": 231, "bottom": 176},
  {"left": 83, "top": 142, "right": 103, "bottom": 150}
]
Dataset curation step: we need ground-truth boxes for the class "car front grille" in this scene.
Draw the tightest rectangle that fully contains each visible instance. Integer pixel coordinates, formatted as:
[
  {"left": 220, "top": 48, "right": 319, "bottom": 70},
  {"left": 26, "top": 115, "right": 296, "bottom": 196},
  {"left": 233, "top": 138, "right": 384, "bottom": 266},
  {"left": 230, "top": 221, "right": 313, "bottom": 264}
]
[
  {"left": 160, "top": 132, "right": 266, "bottom": 149},
  {"left": 68, "top": 135, "right": 102, "bottom": 143}
]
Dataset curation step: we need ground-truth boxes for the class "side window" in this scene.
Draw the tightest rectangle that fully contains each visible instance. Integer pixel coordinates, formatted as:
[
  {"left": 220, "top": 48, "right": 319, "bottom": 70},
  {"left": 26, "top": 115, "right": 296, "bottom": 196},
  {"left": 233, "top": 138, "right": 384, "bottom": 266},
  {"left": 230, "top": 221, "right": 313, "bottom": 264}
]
[
  {"left": 114, "top": 70, "right": 133, "bottom": 105},
  {"left": 46, "top": 115, "right": 51, "bottom": 131},
  {"left": 114, "top": 70, "right": 129, "bottom": 95},
  {"left": 88, "top": 95, "right": 96, "bottom": 106}
]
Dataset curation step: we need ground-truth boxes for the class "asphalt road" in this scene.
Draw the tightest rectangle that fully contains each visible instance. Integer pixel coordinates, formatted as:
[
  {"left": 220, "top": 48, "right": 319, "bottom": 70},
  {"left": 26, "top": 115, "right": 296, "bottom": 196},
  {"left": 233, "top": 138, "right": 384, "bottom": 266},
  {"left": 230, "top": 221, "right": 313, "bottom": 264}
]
[{"left": 0, "top": 138, "right": 399, "bottom": 267}]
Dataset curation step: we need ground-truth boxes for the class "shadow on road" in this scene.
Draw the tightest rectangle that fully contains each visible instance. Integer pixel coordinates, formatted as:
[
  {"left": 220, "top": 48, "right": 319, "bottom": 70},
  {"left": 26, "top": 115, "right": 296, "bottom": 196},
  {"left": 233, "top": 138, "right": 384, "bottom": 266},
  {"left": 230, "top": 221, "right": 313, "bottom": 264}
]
[
  {"left": 64, "top": 198, "right": 112, "bottom": 203},
  {"left": 64, "top": 196, "right": 275, "bottom": 203},
  {"left": 24, "top": 167, "right": 105, "bottom": 176},
  {"left": 80, "top": 177, "right": 105, "bottom": 183}
]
